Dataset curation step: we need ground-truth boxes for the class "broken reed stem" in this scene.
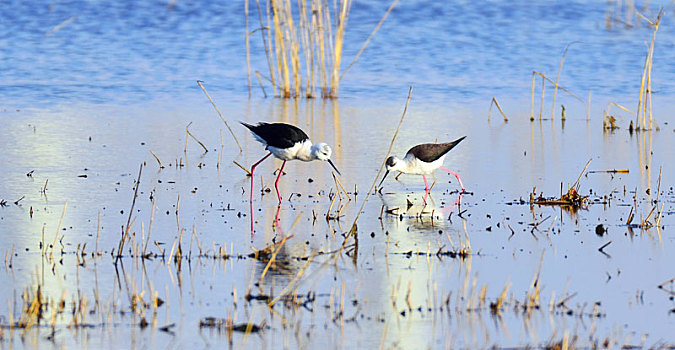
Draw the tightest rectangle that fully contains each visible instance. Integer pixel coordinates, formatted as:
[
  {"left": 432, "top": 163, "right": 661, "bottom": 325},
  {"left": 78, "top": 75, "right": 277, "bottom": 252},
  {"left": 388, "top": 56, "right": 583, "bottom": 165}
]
[
  {"left": 96, "top": 211, "right": 101, "bottom": 254},
  {"left": 255, "top": 71, "right": 268, "bottom": 98},
  {"left": 143, "top": 197, "right": 156, "bottom": 256},
  {"left": 488, "top": 97, "right": 508, "bottom": 122},
  {"left": 571, "top": 158, "right": 592, "bottom": 190},
  {"left": 332, "top": 172, "right": 351, "bottom": 200},
  {"left": 196, "top": 80, "right": 242, "bottom": 152},
  {"left": 50, "top": 202, "right": 68, "bottom": 253},
  {"left": 339, "top": 0, "right": 398, "bottom": 82},
  {"left": 149, "top": 150, "right": 164, "bottom": 168},
  {"left": 348, "top": 86, "right": 413, "bottom": 237},
  {"left": 233, "top": 160, "right": 252, "bottom": 175},
  {"left": 607, "top": 102, "right": 636, "bottom": 117},
  {"left": 185, "top": 122, "right": 208, "bottom": 153},
  {"left": 550, "top": 42, "right": 579, "bottom": 119}
]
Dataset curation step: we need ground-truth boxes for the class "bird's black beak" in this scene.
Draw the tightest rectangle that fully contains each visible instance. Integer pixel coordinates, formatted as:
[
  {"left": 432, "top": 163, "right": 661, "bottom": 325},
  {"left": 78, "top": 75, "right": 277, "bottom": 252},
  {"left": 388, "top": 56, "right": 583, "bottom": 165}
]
[
  {"left": 327, "top": 159, "right": 341, "bottom": 176},
  {"left": 378, "top": 170, "right": 390, "bottom": 188}
]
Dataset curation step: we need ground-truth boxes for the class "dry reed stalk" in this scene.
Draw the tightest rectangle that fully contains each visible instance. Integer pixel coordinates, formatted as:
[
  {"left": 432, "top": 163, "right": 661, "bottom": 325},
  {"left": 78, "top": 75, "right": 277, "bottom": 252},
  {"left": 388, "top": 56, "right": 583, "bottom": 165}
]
[
  {"left": 314, "top": 0, "right": 328, "bottom": 96},
  {"left": 143, "top": 197, "right": 156, "bottom": 256},
  {"left": 332, "top": 172, "right": 351, "bottom": 200},
  {"left": 50, "top": 202, "right": 68, "bottom": 254},
  {"left": 253, "top": 0, "right": 276, "bottom": 89},
  {"left": 271, "top": 0, "right": 289, "bottom": 97},
  {"left": 185, "top": 122, "right": 208, "bottom": 153},
  {"left": 254, "top": 71, "right": 268, "bottom": 97},
  {"left": 539, "top": 74, "right": 545, "bottom": 119},
  {"left": 530, "top": 72, "right": 535, "bottom": 120},
  {"left": 233, "top": 160, "right": 252, "bottom": 175},
  {"left": 531, "top": 71, "right": 584, "bottom": 120},
  {"left": 347, "top": 86, "right": 412, "bottom": 238},
  {"left": 328, "top": 0, "right": 351, "bottom": 98},
  {"left": 96, "top": 211, "right": 101, "bottom": 254},
  {"left": 488, "top": 97, "right": 508, "bottom": 122},
  {"left": 550, "top": 42, "right": 579, "bottom": 119},
  {"left": 196, "top": 81, "right": 242, "bottom": 151},
  {"left": 635, "top": 9, "right": 662, "bottom": 130},
  {"left": 340, "top": 0, "right": 397, "bottom": 82},
  {"left": 149, "top": 150, "right": 164, "bottom": 168}
]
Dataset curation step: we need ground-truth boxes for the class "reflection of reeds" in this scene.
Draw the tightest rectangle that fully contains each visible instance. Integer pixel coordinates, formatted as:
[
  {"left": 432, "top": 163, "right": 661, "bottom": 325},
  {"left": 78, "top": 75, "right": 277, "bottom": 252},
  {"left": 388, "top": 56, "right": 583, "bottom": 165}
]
[{"left": 248, "top": 0, "right": 395, "bottom": 98}]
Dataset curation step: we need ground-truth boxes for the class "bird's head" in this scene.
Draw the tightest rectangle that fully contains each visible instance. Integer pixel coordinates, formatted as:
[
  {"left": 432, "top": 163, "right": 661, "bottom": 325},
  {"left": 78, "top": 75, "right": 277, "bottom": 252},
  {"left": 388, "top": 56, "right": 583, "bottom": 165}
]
[
  {"left": 312, "top": 143, "right": 332, "bottom": 161},
  {"left": 312, "top": 143, "right": 341, "bottom": 175},
  {"left": 385, "top": 156, "right": 400, "bottom": 171},
  {"left": 378, "top": 156, "right": 401, "bottom": 188}
]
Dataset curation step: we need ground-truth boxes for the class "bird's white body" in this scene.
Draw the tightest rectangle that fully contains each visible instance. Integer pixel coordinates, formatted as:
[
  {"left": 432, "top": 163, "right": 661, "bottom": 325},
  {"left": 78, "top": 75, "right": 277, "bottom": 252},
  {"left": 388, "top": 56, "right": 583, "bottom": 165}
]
[
  {"left": 390, "top": 154, "right": 447, "bottom": 175},
  {"left": 267, "top": 140, "right": 315, "bottom": 162}
]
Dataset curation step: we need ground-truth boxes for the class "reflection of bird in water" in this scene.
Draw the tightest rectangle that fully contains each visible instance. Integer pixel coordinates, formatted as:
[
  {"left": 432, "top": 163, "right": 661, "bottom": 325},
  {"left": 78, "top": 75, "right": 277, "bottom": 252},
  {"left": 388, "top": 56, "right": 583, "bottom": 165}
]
[
  {"left": 379, "top": 137, "right": 466, "bottom": 204},
  {"left": 379, "top": 193, "right": 460, "bottom": 234},
  {"left": 252, "top": 240, "right": 305, "bottom": 288},
  {"left": 241, "top": 122, "right": 341, "bottom": 204}
]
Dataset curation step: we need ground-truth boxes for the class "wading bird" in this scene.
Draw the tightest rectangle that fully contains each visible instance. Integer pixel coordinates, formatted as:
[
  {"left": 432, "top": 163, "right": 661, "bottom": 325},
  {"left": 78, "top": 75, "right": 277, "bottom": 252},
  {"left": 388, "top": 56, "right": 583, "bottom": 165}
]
[
  {"left": 242, "top": 122, "right": 341, "bottom": 204},
  {"left": 378, "top": 137, "right": 466, "bottom": 204}
]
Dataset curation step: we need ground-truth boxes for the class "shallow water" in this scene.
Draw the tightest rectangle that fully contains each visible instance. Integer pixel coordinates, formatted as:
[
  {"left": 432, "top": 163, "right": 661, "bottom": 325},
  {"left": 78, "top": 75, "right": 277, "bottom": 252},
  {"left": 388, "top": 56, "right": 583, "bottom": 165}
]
[{"left": 2, "top": 0, "right": 675, "bottom": 348}]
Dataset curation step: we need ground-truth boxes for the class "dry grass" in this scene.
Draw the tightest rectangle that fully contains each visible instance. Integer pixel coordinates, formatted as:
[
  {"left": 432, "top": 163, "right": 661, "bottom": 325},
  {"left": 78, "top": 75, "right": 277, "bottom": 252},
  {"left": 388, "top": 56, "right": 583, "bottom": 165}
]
[{"left": 248, "top": 0, "right": 396, "bottom": 98}]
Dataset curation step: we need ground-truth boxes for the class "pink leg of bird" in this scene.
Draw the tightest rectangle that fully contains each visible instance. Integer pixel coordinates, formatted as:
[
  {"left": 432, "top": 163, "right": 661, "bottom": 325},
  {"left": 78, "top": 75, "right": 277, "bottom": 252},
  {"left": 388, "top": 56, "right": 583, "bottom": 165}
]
[
  {"left": 274, "top": 160, "right": 287, "bottom": 203},
  {"left": 274, "top": 204, "right": 282, "bottom": 231},
  {"left": 440, "top": 166, "right": 465, "bottom": 192},
  {"left": 249, "top": 152, "right": 272, "bottom": 203},
  {"left": 422, "top": 174, "right": 430, "bottom": 204},
  {"left": 249, "top": 152, "right": 272, "bottom": 233}
]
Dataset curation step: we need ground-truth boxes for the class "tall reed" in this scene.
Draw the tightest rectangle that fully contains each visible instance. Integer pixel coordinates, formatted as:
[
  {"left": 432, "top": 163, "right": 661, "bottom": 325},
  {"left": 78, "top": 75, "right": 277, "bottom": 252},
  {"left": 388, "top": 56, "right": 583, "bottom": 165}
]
[{"left": 248, "top": 0, "right": 395, "bottom": 99}]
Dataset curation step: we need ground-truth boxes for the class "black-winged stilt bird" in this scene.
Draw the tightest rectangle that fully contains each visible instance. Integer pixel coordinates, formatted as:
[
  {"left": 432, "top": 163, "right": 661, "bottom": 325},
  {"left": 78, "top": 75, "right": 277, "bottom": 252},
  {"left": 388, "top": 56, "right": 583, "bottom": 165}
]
[
  {"left": 242, "top": 122, "right": 341, "bottom": 203},
  {"left": 378, "top": 137, "right": 466, "bottom": 204}
]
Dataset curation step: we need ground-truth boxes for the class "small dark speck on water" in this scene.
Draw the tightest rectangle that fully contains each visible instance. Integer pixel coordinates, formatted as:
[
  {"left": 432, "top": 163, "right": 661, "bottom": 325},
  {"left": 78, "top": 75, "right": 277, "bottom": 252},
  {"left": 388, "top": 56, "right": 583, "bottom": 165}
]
[
  {"left": 308, "top": 178, "right": 314, "bottom": 183},
  {"left": 370, "top": 232, "right": 375, "bottom": 238}
]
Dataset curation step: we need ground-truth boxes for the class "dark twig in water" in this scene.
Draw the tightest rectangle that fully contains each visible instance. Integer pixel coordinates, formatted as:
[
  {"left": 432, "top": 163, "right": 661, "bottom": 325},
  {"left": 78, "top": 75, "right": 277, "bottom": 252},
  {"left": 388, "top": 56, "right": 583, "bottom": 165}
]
[{"left": 117, "top": 164, "right": 143, "bottom": 260}]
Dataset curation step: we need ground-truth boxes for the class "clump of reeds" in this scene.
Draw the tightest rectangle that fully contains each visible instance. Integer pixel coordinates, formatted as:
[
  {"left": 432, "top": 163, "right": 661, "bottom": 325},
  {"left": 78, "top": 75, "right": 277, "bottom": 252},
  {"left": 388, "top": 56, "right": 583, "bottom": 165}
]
[
  {"left": 605, "top": 9, "right": 663, "bottom": 131},
  {"left": 246, "top": 0, "right": 397, "bottom": 98},
  {"left": 529, "top": 42, "right": 587, "bottom": 121},
  {"left": 532, "top": 159, "right": 591, "bottom": 209}
]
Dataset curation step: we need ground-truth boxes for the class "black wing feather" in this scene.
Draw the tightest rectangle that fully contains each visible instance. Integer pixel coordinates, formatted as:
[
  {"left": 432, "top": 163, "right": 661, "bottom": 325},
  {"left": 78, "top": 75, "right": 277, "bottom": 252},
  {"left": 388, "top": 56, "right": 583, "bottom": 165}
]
[
  {"left": 406, "top": 136, "right": 466, "bottom": 163},
  {"left": 241, "top": 122, "right": 309, "bottom": 149}
]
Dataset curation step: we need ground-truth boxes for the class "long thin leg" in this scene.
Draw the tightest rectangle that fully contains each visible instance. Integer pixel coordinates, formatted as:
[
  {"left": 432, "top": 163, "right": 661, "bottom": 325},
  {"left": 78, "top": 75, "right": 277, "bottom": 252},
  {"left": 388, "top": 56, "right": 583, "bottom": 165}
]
[
  {"left": 273, "top": 204, "right": 281, "bottom": 231},
  {"left": 250, "top": 152, "right": 272, "bottom": 203},
  {"left": 440, "top": 166, "right": 465, "bottom": 191},
  {"left": 422, "top": 174, "right": 430, "bottom": 204},
  {"left": 274, "top": 160, "right": 287, "bottom": 203},
  {"left": 249, "top": 152, "right": 272, "bottom": 233}
]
